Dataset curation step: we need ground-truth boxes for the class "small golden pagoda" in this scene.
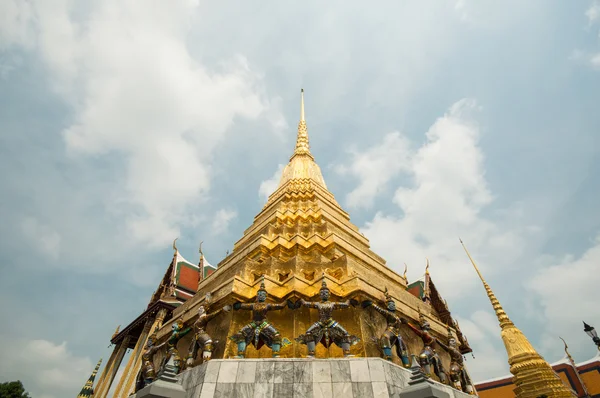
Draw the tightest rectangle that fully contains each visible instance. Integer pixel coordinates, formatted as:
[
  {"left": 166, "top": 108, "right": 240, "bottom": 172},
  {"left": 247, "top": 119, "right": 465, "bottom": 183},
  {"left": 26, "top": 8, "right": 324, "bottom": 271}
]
[
  {"left": 98, "top": 90, "right": 474, "bottom": 397},
  {"left": 461, "top": 239, "right": 577, "bottom": 398}
]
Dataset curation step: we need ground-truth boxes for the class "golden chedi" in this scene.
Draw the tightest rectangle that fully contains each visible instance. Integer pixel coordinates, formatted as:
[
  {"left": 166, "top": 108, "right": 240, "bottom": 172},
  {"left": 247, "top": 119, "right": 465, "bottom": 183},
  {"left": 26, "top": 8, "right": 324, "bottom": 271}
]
[
  {"left": 461, "top": 239, "right": 577, "bottom": 398},
  {"left": 153, "top": 90, "right": 472, "bottom": 375},
  {"left": 99, "top": 90, "right": 477, "bottom": 398}
]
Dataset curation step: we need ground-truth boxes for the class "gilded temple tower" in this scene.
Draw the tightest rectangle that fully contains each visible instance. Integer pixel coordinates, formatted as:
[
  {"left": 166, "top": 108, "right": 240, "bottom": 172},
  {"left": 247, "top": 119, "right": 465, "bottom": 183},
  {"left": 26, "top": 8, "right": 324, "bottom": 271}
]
[
  {"left": 103, "top": 90, "right": 475, "bottom": 395},
  {"left": 460, "top": 239, "right": 577, "bottom": 398},
  {"left": 151, "top": 90, "right": 472, "bottom": 370}
]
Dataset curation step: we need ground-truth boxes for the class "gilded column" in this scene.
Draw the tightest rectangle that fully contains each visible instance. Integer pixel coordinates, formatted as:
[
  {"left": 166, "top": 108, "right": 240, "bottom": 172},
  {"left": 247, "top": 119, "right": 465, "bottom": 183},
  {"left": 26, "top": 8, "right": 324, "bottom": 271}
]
[
  {"left": 93, "top": 345, "right": 118, "bottom": 395},
  {"left": 117, "top": 308, "right": 168, "bottom": 398},
  {"left": 94, "top": 335, "right": 130, "bottom": 398},
  {"left": 112, "top": 319, "right": 153, "bottom": 397}
]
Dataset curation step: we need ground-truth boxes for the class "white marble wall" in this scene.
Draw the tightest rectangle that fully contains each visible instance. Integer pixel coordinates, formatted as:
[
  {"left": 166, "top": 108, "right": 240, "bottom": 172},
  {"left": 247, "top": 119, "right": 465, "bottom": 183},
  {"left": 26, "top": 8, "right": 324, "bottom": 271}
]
[{"left": 177, "top": 358, "right": 474, "bottom": 398}]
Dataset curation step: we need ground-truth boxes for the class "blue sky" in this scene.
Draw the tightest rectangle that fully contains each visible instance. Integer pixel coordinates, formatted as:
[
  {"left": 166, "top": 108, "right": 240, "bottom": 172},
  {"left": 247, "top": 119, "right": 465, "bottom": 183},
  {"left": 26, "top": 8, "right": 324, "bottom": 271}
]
[{"left": 1, "top": 1, "right": 600, "bottom": 396}]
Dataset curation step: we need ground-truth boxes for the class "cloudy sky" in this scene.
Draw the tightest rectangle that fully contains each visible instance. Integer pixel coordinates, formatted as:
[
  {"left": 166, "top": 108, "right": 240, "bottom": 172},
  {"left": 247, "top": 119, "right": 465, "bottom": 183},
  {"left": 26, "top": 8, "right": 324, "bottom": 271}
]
[{"left": 1, "top": 0, "right": 600, "bottom": 396}]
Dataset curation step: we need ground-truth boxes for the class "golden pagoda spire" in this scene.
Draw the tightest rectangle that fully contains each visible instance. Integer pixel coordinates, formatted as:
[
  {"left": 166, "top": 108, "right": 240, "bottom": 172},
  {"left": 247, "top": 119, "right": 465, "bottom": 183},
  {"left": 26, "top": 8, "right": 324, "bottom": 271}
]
[
  {"left": 277, "top": 89, "right": 327, "bottom": 189},
  {"left": 77, "top": 358, "right": 102, "bottom": 398},
  {"left": 292, "top": 88, "right": 313, "bottom": 160},
  {"left": 459, "top": 238, "right": 577, "bottom": 398},
  {"left": 300, "top": 88, "right": 305, "bottom": 122}
]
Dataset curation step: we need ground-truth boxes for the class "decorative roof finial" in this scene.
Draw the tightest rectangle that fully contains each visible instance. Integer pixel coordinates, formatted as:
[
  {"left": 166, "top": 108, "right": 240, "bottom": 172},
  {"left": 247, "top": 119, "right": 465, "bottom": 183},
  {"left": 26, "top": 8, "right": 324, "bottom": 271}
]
[
  {"left": 199, "top": 241, "right": 203, "bottom": 256},
  {"left": 172, "top": 238, "right": 178, "bottom": 254},
  {"left": 560, "top": 336, "right": 590, "bottom": 395},
  {"left": 292, "top": 89, "right": 313, "bottom": 159},
  {"left": 560, "top": 337, "right": 574, "bottom": 361},
  {"left": 425, "top": 258, "right": 430, "bottom": 275},
  {"left": 300, "top": 88, "right": 305, "bottom": 122},
  {"left": 111, "top": 325, "right": 120, "bottom": 339},
  {"left": 403, "top": 263, "right": 408, "bottom": 282}
]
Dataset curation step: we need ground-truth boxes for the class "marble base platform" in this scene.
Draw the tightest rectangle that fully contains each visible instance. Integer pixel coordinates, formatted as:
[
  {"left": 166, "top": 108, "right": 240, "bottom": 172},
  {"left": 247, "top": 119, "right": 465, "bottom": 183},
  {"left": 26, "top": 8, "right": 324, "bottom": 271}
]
[{"left": 170, "top": 357, "right": 474, "bottom": 398}]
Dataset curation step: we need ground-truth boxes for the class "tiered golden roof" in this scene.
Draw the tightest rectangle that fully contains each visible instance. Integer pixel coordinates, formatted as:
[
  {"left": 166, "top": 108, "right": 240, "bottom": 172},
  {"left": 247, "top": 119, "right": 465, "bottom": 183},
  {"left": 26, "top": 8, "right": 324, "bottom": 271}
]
[
  {"left": 150, "top": 90, "right": 471, "bottom": 368},
  {"left": 97, "top": 90, "right": 477, "bottom": 397},
  {"left": 460, "top": 239, "right": 577, "bottom": 397}
]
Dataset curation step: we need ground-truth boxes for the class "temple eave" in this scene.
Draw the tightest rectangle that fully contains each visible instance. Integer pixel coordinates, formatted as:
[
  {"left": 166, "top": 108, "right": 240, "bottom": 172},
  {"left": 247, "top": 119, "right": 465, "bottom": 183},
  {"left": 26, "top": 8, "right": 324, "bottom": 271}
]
[{"left": 110, "top": 300, "right": 176, "bottom": 347}]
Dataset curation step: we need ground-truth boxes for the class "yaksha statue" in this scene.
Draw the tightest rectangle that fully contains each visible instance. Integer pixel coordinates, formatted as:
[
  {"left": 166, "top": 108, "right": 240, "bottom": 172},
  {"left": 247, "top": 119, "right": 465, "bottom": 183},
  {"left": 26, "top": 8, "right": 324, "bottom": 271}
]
[
  {"left": 362, "top": 287, "right": 411, "bottom": 367},
  {"left": 135, "top": 332, "right": 165, "bottom": 391},
  {"left": 163, "top": 318, "right": 192, "bottom": 374},
  {"left": 186, "top": 295, "right": 231, "bottom": 366},
  {"left": 230, "top": 276, "right": 288, "bottom": 358},
  {"left": 295, "top": 277, "right": 359, "bottom": 357},
  {"left": 405, "top": 309, "right": 448, "bottom": 384},
  {"left": 437, "top": 327, "right": 475, "bottom": 394}
]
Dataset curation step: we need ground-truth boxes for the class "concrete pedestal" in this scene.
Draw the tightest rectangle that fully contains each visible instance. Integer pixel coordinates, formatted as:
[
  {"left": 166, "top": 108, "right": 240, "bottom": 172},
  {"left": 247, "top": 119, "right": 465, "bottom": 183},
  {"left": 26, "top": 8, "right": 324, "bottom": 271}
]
[
  {"left": 133, "top": 379, "right": 186, "bottom": 398},
  {"left": 132, "top": 359, "right": 186, "bottom": 398},
  {"left": 176, "top": 357, "right": 474, "bottom": 398}
]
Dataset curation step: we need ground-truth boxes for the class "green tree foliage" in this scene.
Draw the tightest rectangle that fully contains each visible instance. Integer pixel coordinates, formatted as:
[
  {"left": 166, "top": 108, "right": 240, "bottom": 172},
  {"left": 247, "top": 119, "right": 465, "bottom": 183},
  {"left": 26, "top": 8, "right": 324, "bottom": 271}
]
[{"left": 0, "top": 381, "right": 31, "bottom": 398}]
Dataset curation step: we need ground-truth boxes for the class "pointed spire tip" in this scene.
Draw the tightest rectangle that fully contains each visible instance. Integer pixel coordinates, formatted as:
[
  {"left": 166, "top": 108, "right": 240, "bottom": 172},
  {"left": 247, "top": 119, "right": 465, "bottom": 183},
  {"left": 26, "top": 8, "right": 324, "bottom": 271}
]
[{"left": 300, "top": 89, "right": 305, "bottom": 122}]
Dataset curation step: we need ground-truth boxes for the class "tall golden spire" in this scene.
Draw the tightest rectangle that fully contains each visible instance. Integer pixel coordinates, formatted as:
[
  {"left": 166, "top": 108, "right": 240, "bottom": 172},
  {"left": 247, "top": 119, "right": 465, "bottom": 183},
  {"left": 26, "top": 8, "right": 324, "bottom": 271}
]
[
  {"left": 292, "top": 88, "right": 313, "bottom": 160},
  {"left": 277, "top": 89, "right": 327, "bottom": 188},
  {"left": 77, "top": 358, "right": 102, "bottom": 398},
  {"left": 460, "top": 239, "right": 577, "bottom": 398},
  {"left": 300, "top": 88, "right": 305, "bottom": 121}
]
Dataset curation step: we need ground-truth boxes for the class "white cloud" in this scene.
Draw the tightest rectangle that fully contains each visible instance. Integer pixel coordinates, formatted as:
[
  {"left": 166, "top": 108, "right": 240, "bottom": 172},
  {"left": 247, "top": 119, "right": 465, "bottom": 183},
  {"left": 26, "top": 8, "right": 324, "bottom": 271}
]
[
  {"left": 350, "top": 99, "right": 532, "bottom": 300},
  {"left": 258, "top": 163, "right": 285, "bottom": 202},
  {"left": 345, "top": 97, "right": 599, "bottom": 380},
  {"left": 211, "top": 208, "right": 238, "bottom": 235},
  {"left": 591, "top": 52, "right": 600, "bottom": 68},
  {"left": 9, "top": 0, "right": 282, "bottom": 249},
  {"left": 0, "top": 0, "right": 35, "bottom": 50},
  {"left": 528, "top": 235, "right": 600, "bottom": 359},
  {"left": 335, "top": 132, "right": 411, "bottom": 209},
  {"left": 0, "top": 337, "right": 93, "bottom": 398},
  {"left": 586, "top": 1, "right": 600, "bottom": 25},
  {"left": 20, "top": 216, "right": 61, "bottom": 259}
]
